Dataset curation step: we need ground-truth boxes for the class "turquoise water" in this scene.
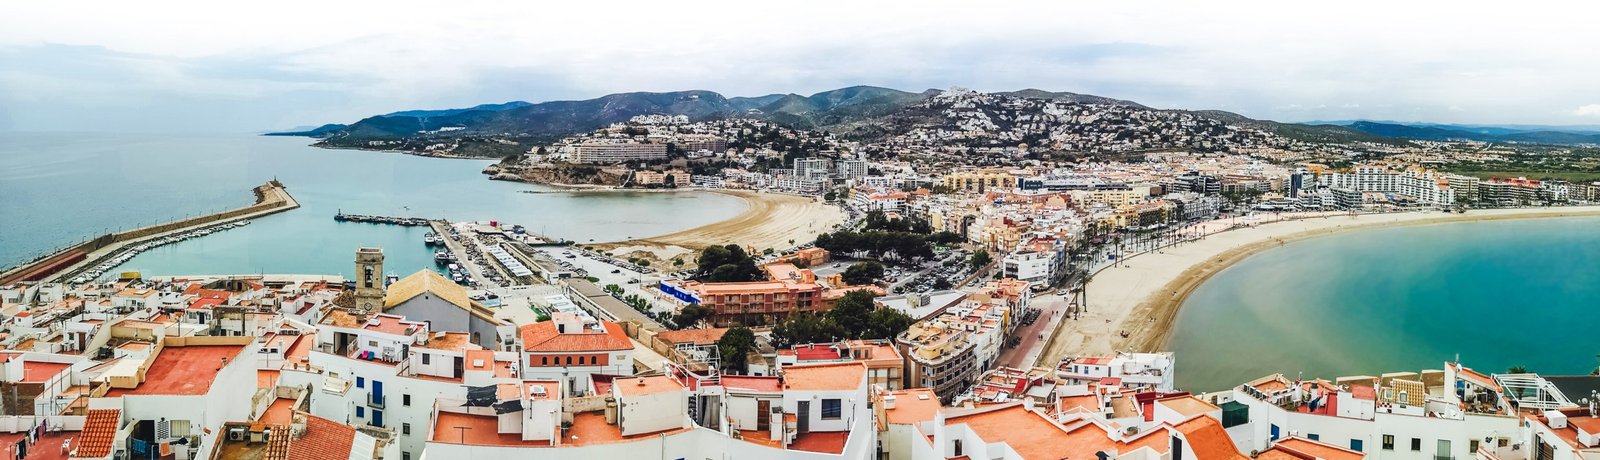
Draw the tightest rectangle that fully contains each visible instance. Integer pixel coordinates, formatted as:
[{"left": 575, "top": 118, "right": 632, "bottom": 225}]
[
  {"left": 0, "top": 133, "right": 745, "bottom": 277},
  {"left": 1168, "top": 216, "right": 1600, "bottom": 391}
]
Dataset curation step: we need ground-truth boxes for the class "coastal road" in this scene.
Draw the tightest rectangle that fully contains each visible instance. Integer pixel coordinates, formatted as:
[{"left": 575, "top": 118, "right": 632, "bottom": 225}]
[{"left": 995, "top": 292, "right": 1072, "bottom": 369}]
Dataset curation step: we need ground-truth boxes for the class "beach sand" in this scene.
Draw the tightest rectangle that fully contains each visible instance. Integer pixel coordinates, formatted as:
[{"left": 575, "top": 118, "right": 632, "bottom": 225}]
[
  {"left": 1036, "top": 206, "right": 1600, "bottom": 366},
  {"left": 593, "top": 190, "right": 845, "bottom": 266}
]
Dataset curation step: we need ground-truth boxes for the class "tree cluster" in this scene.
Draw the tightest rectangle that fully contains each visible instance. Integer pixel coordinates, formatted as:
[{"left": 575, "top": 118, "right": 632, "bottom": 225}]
[
  {"left": 840, "top": 261, "right": 885, "bottom": 285},
  {"left": 770, "top": 291, "right": 913, "bottom": 348},
  {"left": 693, "top": 245, "right": 764, "bottom": 282},
  {"left": 814, "top": 231, "right": 934, "bottom": 263}
]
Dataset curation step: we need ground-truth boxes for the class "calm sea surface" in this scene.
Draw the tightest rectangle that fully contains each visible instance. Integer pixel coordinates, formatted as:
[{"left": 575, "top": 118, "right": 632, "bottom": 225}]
[
  {"left": 1168, "top": 216, "right": 1600, "bottom": 391},
  {"left": 0, "top": 132, "right": 745, "bottom": 277}
]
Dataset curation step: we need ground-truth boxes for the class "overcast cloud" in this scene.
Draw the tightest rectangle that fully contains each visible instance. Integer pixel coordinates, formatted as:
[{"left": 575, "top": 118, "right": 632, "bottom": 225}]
[{"left": 3, "top": 0, "right": 1600, "bottom": 132}]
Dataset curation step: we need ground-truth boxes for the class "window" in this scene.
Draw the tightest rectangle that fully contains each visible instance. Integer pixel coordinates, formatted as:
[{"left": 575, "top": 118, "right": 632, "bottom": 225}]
[
  {"left": 422, "top": 353, "right": 430, "bottom": 365},
  {"left": 566, "top": 356, "right": 572, "bottom": 365},
  {"left": 542, "top": 357, "right": 548, "bottom": 365},
  {"left": 1383, "top": 435, "right": 1395, "bottom": 450},
  {"left": 1412, "top": 438, "right": 1422, "bottom": 451},
  {"left": 402, "top": 423, "right": 411, "bottom": 435},
  {"left": 1172, "top": 436, "right": 1185, "bottom": 460},
  {"left": 1351, "top": 439, "right": 1363, "bottom": 452},
  {"left": 820, "top": 399, "right": 842, "bottom": 420},
  {"left": 1470, "top": 439, "right": 1480, "bottom": 454},
  {"left": 1308, "top": 434, "right": 1320, "bottom": 441},
  {"left": 356, "top": 406, "right": 364, "bottom": 418},
  {"left": 1270, "top": 424, "right": 1280, "bottom": 441},
  {"left": 356, "top": 377, "right": 365, "bottom": 388},
  {"left": 403, "top": 394, "right": 411, "bottom": 406},
  {"left": 403, "top": 453, "right": 410, "bottom": 460},
  {"left": 1437, "top": 439, "right": 1451, "bottom": 458}
]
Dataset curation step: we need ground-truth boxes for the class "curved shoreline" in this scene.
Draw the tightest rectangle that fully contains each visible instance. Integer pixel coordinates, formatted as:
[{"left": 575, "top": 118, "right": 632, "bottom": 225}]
[
  {"left": 589, "top": 190, "right": 845, "bottom": 264},
  {"left": 1043, "top": 206, "right": 1600, "bottom": 363}
]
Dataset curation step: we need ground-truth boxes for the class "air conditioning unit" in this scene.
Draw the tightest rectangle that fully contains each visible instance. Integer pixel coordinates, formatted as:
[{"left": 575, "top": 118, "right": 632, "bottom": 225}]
[{"left": 228, "top": 427, "right": 246, "bottom": 441}]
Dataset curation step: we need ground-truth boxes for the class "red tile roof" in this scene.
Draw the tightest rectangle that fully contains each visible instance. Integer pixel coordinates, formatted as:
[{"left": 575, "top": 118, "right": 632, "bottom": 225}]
[
  {"left": 519, "top": 321, "right": 632, "bottom": 353},
  {"left": 1173, "top": 415, "right": 1249, "bottom": 460},
  {"left": 288, "top": 412, "right": 357, "bottom": 460},
  {"left": 76, "top": 409, "right": 119, "bottom": 458}
]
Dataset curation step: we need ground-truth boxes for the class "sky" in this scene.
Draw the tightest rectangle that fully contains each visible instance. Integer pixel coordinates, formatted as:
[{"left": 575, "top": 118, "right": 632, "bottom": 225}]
[{"left": 3, "top": 1, "right": 1600, "bottom": 132}]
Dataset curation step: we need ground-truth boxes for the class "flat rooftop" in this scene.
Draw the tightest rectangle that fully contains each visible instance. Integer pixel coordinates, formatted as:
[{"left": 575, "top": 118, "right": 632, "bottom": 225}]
[
  {"left": 432, "top": 411, "right": 688, "bottom": 447},
  {"left": 105, "top": 344, "right": 246, "bottom": 396}
]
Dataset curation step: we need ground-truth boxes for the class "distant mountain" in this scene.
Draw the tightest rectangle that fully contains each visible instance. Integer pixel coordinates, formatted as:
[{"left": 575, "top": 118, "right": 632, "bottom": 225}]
[
  {"left": 755, "top": 86, "right": 929, "bottom": 130},
  {"left": 263, "top": 123, "right": 347, "bottom": 137},
  {"left": 384, "top": 101, "right": 532, "bottom": 118},
  {"left": 1340, "top": 121, "right": 1600, "bottom": 144}
]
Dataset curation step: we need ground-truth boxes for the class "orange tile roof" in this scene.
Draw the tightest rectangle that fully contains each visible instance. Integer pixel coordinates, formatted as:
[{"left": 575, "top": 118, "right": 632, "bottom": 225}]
[
  {"left": 519, "top": 320, "right": 632, "bottom": 353},
  {"left": 782, "top": 362, "right": 866, "bottom": 391},
  {"left": 1173, "top": 416, "right": 1249, "bottom": 460},
  {"left": 105, "top": 344, "right": 245, "bottom": 396},
  {"left": 883, "top": 389, "right": 942, "bottom": 425},
  {"left": 948, "top": 404, "right": 1168, "bottom": 460},
  {"left": 76, "top": 409, "right": 119, "bottom": 458},
  {"left": 615, "top": 375, "right": 684, "bottom": 398},
  {"left": 1261, "top": 437, "right": 1366, "bottom": 460},
  {"left": 789, "top": 431, "right": 849, "bottom": 454},
  {"left": 1158, "top": 396, "right": 1219, "bottom": 417},
  {"left": 288, "top": 412, "right": 358, "bottom": 460},
  {"left": 259, "top": 398, "right": 296, "bottom": 425}
]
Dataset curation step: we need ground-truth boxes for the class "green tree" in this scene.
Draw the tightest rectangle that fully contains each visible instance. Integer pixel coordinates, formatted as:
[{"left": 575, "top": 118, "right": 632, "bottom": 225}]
[
  {"left": 969, "top": 249, "right": 992, "bottom": 270},
  {"left": 1507, "top": 365, "right": 1529, "bottom": 374},
  {"left": 825, "top": 290, "right": 878, "bottom": 339},
  {"left": 674, "top": 304, "right": 713, "bottom": 329},
  {"left": 717, "top": 327, "right": 757, "bottom": 373},
  {"left": 840, "top": 261, "right": 885, "bottom": 285},
  {"left": 771, "top": 312, "right": 842, "bottom": 348},
  {"left": 694, "top": 245, "right": 763, "bottom": 282},
  {"left": 864, "top": 308, "right": 914, "bottom": 340}
]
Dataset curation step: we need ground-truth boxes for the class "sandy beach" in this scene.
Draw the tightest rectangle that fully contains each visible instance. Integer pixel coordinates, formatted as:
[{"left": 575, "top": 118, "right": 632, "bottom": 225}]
[
  {"left": 594, "top": 190, "right": 846, "bottom": 265},
  {"left": 1037, "top": 206, "right": 1600, "bottom": 365}
]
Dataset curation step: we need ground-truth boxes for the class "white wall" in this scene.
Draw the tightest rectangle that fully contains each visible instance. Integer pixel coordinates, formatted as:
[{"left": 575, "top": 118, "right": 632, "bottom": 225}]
[{"left": 617, "top": 388, "right": 688, "bottom": 436}]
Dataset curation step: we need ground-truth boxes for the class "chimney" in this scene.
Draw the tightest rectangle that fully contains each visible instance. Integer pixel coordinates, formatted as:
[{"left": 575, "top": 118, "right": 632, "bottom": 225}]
[{"left": 883, "top": 394, "right": 897, "bottom": 410}]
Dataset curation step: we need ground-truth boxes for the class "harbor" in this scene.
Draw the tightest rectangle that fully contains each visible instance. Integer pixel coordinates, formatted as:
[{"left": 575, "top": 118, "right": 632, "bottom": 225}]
[{"left": 333, "top": 211, "right": 430, "bottom": 226}]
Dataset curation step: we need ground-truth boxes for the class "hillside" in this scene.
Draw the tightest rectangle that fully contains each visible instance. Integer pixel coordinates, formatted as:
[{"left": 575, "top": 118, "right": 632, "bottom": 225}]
[{"left": 277, "top": 85, "right": 1458, "bottom": 157}]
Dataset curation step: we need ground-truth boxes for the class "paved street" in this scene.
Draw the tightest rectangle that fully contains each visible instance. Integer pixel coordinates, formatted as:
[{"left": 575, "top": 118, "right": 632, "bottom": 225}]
[{"left": 994, "top": 292, "right": 1073, "bottom": 369}]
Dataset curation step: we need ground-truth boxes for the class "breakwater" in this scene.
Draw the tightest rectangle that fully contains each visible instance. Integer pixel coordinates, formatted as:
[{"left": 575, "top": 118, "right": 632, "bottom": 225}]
[{"left": 0, "top": 181, "right": 299, "bottom": 285}]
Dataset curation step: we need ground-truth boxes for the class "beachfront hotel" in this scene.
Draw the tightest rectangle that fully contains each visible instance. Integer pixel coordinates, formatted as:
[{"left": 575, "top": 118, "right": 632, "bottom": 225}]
[
  {"left": 570, "top": 141, "right": 669, "bottom": 163},
  {"left": 661, "top": 262, "right": 884, "bottom": 326}
]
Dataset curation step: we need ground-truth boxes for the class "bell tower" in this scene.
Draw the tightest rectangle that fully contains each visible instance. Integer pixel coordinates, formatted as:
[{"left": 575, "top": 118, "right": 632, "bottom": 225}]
[{"left": 354, "top": 247, "right": 386, "bottom": 313}]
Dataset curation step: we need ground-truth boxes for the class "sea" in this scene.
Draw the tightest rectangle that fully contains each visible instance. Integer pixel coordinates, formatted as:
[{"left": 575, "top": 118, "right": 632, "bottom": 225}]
[
  {"left": 0, "top": 132, "right": 746, "bottom": 278},
  {"left": 1167, "top": 216, "right": 1600, "bottom": 391}
]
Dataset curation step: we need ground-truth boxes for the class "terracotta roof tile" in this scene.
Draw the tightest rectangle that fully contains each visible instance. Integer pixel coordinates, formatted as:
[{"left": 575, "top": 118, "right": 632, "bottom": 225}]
[
  {"left": 76, "top": 409, "right": 119, "bottom": 457},
  {"left": 518, "top": 321, "right": 632, "bottom": 353},
  {"left": 288, "top": 412, "right": 357, "bottom": 460}
]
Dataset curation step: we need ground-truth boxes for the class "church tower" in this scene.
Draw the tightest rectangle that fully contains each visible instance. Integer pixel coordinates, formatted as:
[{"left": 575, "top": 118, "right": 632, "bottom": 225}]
[{"left": 353, "top": 247, "right": 386, "bottom": 313}]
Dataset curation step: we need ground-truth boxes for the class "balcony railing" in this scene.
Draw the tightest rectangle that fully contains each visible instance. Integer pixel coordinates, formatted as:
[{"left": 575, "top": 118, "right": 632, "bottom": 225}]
[{"left": 367, "top": 393, "right": 386, "bottom": 408}]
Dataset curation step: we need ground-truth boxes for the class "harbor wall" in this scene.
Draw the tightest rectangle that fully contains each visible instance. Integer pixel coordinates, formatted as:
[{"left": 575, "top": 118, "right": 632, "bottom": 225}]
[{"left": 0, "top": 181, "right": 297, "bottom": 285}]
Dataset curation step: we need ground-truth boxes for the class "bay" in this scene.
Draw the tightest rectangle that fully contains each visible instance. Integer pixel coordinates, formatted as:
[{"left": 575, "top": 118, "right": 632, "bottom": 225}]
[
  {"left": 1167, "top": 216, "right": 1600, "bottom": 391},
  {"left": 0, "top": 133, "right": 745, "bottom": 278}
]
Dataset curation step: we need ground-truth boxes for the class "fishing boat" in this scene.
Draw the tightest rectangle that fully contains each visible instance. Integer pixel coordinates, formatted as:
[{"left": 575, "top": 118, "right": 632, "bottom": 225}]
[
  {"left": 424, "top": 232, "right": 439, "bottom": 246},
  {"left": 434, "top": 250, "right": 452, "bottom": 264}
]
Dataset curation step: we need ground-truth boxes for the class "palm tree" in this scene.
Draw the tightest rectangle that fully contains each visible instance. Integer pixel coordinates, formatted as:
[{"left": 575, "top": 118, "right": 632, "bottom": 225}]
[{"left": 1507, "top": 365, "right": 1529, "bottom": 374}]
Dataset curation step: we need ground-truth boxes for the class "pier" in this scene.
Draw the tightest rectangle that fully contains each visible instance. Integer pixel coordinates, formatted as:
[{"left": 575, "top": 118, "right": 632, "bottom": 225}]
[
  {"left": 334, "top": 212, "right": 430, "bottom": 226},
  {"left": 0, "top": 181, "right": 300, "bottom": 285}
]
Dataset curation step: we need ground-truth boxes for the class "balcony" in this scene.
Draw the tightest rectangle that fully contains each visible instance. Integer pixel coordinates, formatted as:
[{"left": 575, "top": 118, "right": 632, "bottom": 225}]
[{"left": 367, "top": 393, "right": 386, "bottom": 409}]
